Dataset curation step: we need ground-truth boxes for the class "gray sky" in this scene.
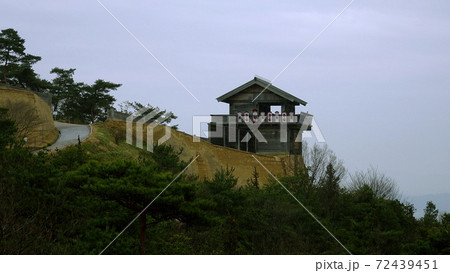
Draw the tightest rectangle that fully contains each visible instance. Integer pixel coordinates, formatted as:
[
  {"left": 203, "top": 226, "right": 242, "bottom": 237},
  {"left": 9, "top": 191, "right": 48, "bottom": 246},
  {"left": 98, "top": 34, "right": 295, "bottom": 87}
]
[{"left": 3, "top": 0, "right": 450, "bottom": 198}]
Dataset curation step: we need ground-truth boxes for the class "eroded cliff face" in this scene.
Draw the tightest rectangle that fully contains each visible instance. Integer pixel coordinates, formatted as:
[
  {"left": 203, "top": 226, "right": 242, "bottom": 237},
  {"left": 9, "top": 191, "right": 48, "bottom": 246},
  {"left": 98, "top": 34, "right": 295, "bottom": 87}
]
[
  {"left": 103, "top": 120, "right": 304, "bottom": 186},
  {"left": 0, "top": 86, "right": 58, "bottom": 148}
]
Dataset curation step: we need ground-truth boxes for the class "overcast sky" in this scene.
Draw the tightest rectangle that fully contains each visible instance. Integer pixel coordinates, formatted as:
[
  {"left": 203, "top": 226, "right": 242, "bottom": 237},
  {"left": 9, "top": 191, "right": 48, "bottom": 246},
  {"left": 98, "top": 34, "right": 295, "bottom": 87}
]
[{"left": 2, "top": 0, "right": 450, "bottom": 199}]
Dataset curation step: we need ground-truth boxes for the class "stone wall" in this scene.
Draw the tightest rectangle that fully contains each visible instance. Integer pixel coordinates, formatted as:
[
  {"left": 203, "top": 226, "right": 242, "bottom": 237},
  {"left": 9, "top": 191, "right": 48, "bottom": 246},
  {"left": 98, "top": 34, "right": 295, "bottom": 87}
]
[{"left": 106, "top": 108, "right": 129, "bottom": 121}]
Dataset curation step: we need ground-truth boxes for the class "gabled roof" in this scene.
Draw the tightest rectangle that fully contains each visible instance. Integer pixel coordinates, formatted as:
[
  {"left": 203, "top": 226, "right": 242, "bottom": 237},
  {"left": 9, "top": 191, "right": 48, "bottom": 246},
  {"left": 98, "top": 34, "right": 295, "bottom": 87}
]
[{"left": 216, "top": 76, "right": 307, "bottom": 106}]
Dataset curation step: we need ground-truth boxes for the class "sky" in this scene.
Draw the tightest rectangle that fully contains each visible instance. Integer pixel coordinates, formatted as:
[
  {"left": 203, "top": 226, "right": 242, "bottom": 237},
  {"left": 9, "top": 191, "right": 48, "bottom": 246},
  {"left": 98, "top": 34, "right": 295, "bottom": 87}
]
[{"left": 2, "top": 0, "right": 450, "bottom": 201}]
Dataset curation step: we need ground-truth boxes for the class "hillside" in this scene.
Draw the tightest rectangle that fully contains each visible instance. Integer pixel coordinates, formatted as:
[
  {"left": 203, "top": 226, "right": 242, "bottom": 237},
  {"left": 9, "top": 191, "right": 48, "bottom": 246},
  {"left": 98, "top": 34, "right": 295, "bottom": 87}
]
[
  {"left": 0, "top": 86, "right": 58, "bottom": 148},
  {"left": 84, "top": 120, "right": 304, "bottom": 186}
]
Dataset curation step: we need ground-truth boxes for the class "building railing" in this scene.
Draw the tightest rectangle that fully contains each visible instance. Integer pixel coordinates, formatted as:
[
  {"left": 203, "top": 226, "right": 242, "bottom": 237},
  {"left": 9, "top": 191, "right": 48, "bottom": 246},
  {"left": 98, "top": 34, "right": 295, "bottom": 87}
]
[{"left": 210, "top": 111, "right": 312, "bottom": 125}]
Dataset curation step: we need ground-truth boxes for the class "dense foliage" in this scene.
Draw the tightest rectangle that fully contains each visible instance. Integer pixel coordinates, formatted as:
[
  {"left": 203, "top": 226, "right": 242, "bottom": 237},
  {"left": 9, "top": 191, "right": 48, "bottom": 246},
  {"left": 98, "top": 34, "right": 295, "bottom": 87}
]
[
  {"left": 0, "top": 28, "right": 120, "bottom": 124},
  {"left": 0, "top": 112, "right": 448, "bottom": 254},
  {"left": 0, "top": 28, "right": 448, "bottom": 255},
  {"left": 0, "top": 28, "right": 43, "bottom": 91}
]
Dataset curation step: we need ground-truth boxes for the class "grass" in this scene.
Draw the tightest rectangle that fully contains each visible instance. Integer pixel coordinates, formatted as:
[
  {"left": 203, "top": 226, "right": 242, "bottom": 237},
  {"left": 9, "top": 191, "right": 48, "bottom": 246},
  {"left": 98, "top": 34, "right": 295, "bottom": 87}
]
[{"left": 82, "top": 122, "right": 142, "bottom": 162}]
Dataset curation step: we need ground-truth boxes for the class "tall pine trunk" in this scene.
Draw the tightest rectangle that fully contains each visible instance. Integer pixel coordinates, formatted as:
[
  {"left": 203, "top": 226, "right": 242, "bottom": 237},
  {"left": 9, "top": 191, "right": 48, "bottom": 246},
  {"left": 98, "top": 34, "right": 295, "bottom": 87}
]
[{"left": 2, "top": 65, "right": 7, "bottom": 84}]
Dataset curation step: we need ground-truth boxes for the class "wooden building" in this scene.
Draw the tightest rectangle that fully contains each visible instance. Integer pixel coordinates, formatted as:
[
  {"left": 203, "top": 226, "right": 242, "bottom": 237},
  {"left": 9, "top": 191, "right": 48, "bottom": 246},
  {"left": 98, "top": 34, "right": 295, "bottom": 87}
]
[{"left": 208, "top": 77, "right": 312, "bottom": 155}]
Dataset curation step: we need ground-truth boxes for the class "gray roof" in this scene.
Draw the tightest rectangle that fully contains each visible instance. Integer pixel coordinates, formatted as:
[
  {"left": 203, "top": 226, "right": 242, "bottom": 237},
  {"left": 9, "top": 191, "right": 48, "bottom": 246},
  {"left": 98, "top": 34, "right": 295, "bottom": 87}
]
[{"left": 216, "top": 76, "right": 307, "bottom": 106}]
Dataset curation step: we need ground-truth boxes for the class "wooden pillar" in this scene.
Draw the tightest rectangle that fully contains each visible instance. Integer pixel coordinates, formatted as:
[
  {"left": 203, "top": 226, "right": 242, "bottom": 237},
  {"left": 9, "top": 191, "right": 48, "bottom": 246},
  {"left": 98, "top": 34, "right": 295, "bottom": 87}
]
[
  {"left": 254, "top": 132, "right": 257, "bottom": 153},
  {"left": 223, "top": 126, "right": 226, "bottom": 147},
  {"left": 286, "top": 127, "right": 290, "bottom": 154},
  {"left": 237, "top": 128, "right": 240, "bottom": 150},
  {"left": 246, "top": 132, "right": 248, "bottom": 152}
]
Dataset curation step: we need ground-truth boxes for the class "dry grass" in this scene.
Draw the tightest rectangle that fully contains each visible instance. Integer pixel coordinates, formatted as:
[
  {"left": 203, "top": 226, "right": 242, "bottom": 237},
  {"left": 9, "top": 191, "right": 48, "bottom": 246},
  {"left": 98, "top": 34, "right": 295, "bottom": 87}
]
[
  {"left": 0, "top": 86, "right": 58, "bottom": 149},
  {"left": 100, "top": 120, "right": 304, "bottom": 186}
]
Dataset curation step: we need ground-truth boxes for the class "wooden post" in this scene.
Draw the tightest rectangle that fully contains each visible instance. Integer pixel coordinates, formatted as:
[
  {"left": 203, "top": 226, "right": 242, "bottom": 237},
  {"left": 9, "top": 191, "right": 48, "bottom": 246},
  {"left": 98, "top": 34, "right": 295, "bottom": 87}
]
[
  {"left": 237, "top": 128, "right": 240, "bottom": 150},
  {"left": 246, "top": 133, "right": 248, "bottom": 152},
  {"left": 223, "top": 126, "right": 226, "bottom": 147}
]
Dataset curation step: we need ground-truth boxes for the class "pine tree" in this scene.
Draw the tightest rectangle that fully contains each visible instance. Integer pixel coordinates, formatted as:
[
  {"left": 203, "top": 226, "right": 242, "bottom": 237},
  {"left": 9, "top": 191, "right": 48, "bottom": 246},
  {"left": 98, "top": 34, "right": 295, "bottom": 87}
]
[{"left": 0, "top": 28, "right": 41, "bottom": 87}]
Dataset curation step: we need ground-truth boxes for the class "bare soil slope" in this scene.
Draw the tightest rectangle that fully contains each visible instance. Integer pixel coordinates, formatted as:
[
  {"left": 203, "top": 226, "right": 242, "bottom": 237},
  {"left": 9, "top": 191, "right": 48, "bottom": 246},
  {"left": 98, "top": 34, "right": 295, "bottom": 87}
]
[
  {"left": 0, "top": 86, "right": 58, "bottom": 148},
  {"left": 105, "top": 120, "right": 303, "bottom": 186}
]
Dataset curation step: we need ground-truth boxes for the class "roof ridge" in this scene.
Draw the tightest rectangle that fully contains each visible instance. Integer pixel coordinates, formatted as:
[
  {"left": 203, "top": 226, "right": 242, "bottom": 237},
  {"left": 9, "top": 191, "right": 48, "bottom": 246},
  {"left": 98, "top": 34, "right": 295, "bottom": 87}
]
[{"left": 216, "top": 77, "right": 307, "bottom": 106}]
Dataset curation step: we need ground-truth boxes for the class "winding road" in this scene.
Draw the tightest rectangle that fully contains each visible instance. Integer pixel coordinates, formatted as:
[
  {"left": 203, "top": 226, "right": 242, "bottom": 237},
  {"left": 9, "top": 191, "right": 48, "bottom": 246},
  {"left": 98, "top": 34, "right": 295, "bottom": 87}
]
[{"left": 46, "top": 121, "right": 91, "bottom": 151}]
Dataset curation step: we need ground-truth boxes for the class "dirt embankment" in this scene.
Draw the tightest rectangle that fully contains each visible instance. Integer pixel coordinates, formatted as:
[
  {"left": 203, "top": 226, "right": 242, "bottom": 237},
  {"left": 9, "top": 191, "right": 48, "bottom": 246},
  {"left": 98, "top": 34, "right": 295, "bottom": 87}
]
[
  {"left": 0, "top": 86, "right": 58, "bottom": 148},
  {"left": 105, "top": 120, "right": 304, "bottom": 186}
]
